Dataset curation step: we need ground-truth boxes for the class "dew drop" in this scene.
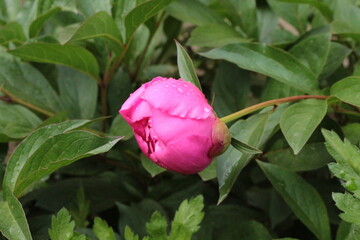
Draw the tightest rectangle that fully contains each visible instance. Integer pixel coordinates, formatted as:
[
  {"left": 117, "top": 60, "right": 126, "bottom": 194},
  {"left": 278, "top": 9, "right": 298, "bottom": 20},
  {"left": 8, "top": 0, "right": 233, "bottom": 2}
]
[
  {"left": 164, "top": 84, "right": 169, "bottom": 87},
  {"left": 204, "top": 107, "right": 210, "bottom": 113},
  {"left": 177, "top": 87, "right": 184, "bottom": 93}
]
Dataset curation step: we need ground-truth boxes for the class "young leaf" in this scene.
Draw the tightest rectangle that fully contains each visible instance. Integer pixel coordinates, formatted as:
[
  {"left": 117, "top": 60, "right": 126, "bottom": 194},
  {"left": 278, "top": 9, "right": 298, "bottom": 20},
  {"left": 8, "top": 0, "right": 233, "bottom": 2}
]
[
  {"left": 48, "top": 208, "right": 75, "bottom": 240},
  {"left": 0, "top": 189, "right": 32, "bottom": 240},
  {"left": 29, "top": 7, "right": 61, "bottom": 38},
  {"left": 125, "top": 0, "right": 173, "bottom": 41},
  {"left": 0, "top": 22, "right": 26, "bottom": 45},
  {"left": 333, "top": 193, "right": 360, "bottom": 225},
  {"left": 146, "top": 212, "right": 168, "bottom": 240},
  {"left": 280, "top": 99, "right": 327, "bottom": 154},
  {"left": 124, "top": 226, "right": 140, "bottom": 240},
  {"left": 175, "top": 41, "right": 202, "bottom": 91},
  {"left": 169, "top": 195, "right": 204, "bottom": 240},
  {"left": 9, "top": 43, "right": 100, "bottom": 81},
  {"left": 201, "top": 43, "right": 318, "bottom": 93},
  {"left": 93, "top": 217, "right": 116, "bottom": 240},
  {"left": 231, "top": 137, "right": 262, "bottom": 155},
  {"left": 331, "top": 77, "right": 360, "bottom": 107},
  {"left": 258, "top": 161, "right": 331, "bottom": 240}
]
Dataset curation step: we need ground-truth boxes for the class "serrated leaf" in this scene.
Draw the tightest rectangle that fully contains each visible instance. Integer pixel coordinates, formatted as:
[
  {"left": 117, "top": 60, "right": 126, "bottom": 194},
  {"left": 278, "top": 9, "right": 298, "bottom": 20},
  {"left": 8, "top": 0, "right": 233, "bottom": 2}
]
[
  {"left": 0, "top": 22, "right": 26, "bottom": 45},
  {"left": 278, "top": 0, "right": 333, "bottom": 21},
  {"left": 333, "top": 193, "right": 360, "bottom": 225},
  {"left": 140, "top": 154, "right": 166, "bottom": 177},
  {"left": 258, "top": 161, "right": 331, "bottom": 240},
  {"left": 68, "top": 11, "right": 123, "bottom": 53},
  {"left": 331, "top": 77, "right": 360, "bottom": 107},
  {"left": 124, "top": 226, "right": 140, "bottom": 240},
  {"left": 188, "top": 25, "right": 248, "bottom": 48},
  {"left": 93, "top": 217, "right": 116, "bottom": 240},
  {"left": 201, "top": 43, "right": 318, "bottom": 93},
  {"left": 336, "top": 221, "right": 360, "bottom": 240},
  {"left": 175, "top": 41, "right": 202, "bottom": 91},
  {"left": 231, "top": 137, "right": 262, "bottom": 154},
  {"left": 9, "top": 43, "right": 100, "bottom": 81},
  {"left": 0, "top": 189, "right": 32, "bottom": 240},
  {"left": 3, "top": 119, "right": 119, "bottom": 197},
  {"left": 169, "top": 195, "right": 204, "bottom": 240},
  {"left": 29, "top": 7, "right": 61, "bottom": 38},
  {"left": 280, "top": 99, "right": 327, "bottom": 154},
  {"left": 125, "top": 0, "right": 173, "bottom": 41},
  {"left": 48, "top": 208, "right": 75, "bottom": 240},
  {"left": 146, "top": 212, "right": 168, "bottom": 240}
]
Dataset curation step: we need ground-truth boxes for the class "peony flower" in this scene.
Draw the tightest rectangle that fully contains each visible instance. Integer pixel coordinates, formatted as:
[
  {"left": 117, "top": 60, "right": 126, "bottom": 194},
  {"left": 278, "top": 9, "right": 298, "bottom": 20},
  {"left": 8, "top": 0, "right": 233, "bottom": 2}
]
[{"left": 119, "top": 77, "right": 230, "bottom": 174}]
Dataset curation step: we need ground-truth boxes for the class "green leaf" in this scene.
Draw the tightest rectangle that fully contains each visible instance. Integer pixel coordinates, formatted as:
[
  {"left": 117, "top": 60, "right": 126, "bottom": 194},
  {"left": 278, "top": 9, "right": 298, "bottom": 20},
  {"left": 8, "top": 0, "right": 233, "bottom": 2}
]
[
  {"left": 188, "top": 25, "right": 249, "bottom": 48},
  {"left": 125, "top": 0, "right": 173, "bottom": 41},
  {"left": 280, "top": 99, "right": 327, "bottom": 154},
  {"left": 0, "top": 102, "right": 42, "bottom": 141},
  {"left": 333, "top": 193, "right": 360, "bottom": 224},
  {"left": 93, "top": 217, "right": 116, "bottom": 240},
  {"left": 124, "top": 226, "right": 140, "bottom": 240},
  {"left": 140, "top": 154, "right": 166, "bottom": 177},
  {"left": 342, "top": 123, "right": 360, "bottom": 145},
  {"left": 336, "top": 221, "right": 360, "bottom": 240},
  {"left": 0, "top": 189, "right": 32, "bottom": 240},
  {"left": 169, "top": 195, "right": 204, "bottom": 240},
  {"left": 68, "top": 11, "right": 123, "bottom": 53},
  {"left": 322, "top": 129, "right": 360, "bottom": 179},
  {"left": 9, "top": 43, "right": 100, "bottom": 81},
  {"left": 166, "top": 0, "right": 224, "bottom": 26},
  {"left": 110, "top": 115, "right": 133, "bottom": 140},
  {"left": 201, "top": 43, "right": 318, "bottom": 93},
  {"left": 198, "top": 160, "right": 217, "bottom": 181},
  {"left": 258, "top": 161, "right": 331, "bottom": 240},
  {"left": 146, "top": 212, "right": 168, "bottom": 240},
  {"left": 277, "top": 0, "right": 333, "bottom": 21},
  {"left": 48, "top": 208, "right": 75, "bottom": 240},
  {"left": 215, "top": 220, "right": 272, "bottom": 240},
  {"left": 266, "top": 143, "right": 333, "bottom": 172},
  {"left": 57, "top": 66, "right": 98, "bottom": 119},
  {"left": 29, "top": 7, "right": 61, "bottom": 38},
  {"left": 3, "top": 119, "right": 120, "bottom": 197},
  {"left": 175, "top": 41, "right": 202, "bottom": 91},
  {"left": 0, "top": 51, "right": 62, "bottom": 114},
  {"left": 231, "top": 137, "right": 262, "bottom": 155},
  {"left": 76, "top": 0, "right": 111, "bottom": 17},
  {"left": 331, "top": 77, "right": 360, "bottom": 107},
  {"left": 0, "top": 22, "right": 26, "bottom": 45}
]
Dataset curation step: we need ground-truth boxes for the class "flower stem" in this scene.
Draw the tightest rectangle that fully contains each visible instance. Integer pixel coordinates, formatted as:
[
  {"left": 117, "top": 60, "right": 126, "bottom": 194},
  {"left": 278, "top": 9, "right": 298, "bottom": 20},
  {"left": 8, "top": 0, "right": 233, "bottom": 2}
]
[{"left": 220, "top": 95, "right": 329, "bottom": 123}]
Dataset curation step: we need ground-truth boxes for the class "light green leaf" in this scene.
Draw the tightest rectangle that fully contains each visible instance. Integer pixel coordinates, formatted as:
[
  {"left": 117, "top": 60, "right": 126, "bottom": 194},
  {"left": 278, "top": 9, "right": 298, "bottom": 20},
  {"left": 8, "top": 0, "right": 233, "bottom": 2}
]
[
  {"left": 188, "top": 25, "right": 249, "bottom": 48},
  {"left": 93, "top": 217, "right": 116, "bottom": 240},
  {"left": 258, "top": 161, "right": 331, "bottom": 240},
  {"left": 166, "top": 0, "right": 223, "bottom": 26},
  {"left": 125, "top": 0, "right": 173, "bottom": 41},
  {"left": 331, "top": 77, "right": 360, "bottom": 107},
  {"left": 9, "top": 43, "right": 100, "bottom": 81},
  {"left": 76, "top": 0, "right": 111, "bottom": 17},
  {"left": 0, "top": 22, "right": 26, "bottom": 45},
  {"left": 328, "top": 163, "right": 360, "bottom": 198},
  {"left": 140, "top": 154, "right": 166, "bottom": 177},
  {"left": 29, "top": 7, "right": 61, "bottom": 38},
  {"left": 336, "top": 221, "right": 360, "bottom": 240},
  {"left": 231, "top": 137, "right": 262, "bottom": 155},
  {"left": 198, "top": 160, "right": 216, "bottom": 181},
  {"left": 201, "top": 43, "right": 318, "bottom": 93},
  {"left": 333, "top": 193, "right": 360, "bottom": 225},
  {"left": 0, "top": 102, "right": 42, "bottom": 141},
  {"left": 0, "top": 189, "right": 32, "bottom": 240},
  {"left": 0, "top": 50, "right": 62, "bottom": 114},
  {"left": 342, "top": 123, "right": 360, "bottom": 145},
  {"left": 124, "top": 226, "right": 140, "bottom": 240},
  {"left": 278, "top": 0, "right": 333, "bottom": 21},
  {"left": 280, "top": 99, "right": 327, "bottom": 154},
  {"left": 48, "top": 208, "right": 75, "bottom": 240},
  {"left": 175, "top": 41, "right": 202, "bottom": 91},
  {"left": 169, "top": 195, "right": 204, "bottom": 240},
  {"left": 57, "top": 66, "right": 98, "bottom": 119},
  {"left": 68, "top": 11, "right": 123, "bottom": 53},
  {"left": 146, "top": 212, "right": 168, "bottom": 240},
  {"left": 3, "top": 119, "right": 119, "bottom": 197}
]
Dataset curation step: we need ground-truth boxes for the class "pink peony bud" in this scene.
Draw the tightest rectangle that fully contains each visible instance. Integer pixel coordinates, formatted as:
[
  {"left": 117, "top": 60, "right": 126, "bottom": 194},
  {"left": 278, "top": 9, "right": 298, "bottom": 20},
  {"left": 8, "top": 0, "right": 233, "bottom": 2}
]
[{"left": 119, "top": 77, "right": 230, "bottom": 174}]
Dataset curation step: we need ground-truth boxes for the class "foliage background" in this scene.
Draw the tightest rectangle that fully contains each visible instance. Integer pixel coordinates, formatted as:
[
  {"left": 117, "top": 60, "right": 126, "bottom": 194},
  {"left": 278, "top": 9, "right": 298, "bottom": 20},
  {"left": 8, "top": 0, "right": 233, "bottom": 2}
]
[{"left": 0, "top": 0, "right": 360, "bottom": 239}]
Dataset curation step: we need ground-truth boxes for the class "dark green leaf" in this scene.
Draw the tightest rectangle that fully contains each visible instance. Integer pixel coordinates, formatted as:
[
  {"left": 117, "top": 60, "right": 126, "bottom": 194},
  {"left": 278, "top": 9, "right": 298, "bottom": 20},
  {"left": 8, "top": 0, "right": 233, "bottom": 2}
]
[
  {"left": 110, "top": 115, "right": 134, "bottom": 140},
  {"left": 278, "top": 0, "right": 333, "bottom": 21},
  {"left": 201, "top": 43, "right": 318, "bottom": 93},
  {"left": 215, "top": 220, "right": 272, "bottom": 240},
  {"left": 176, "top": 41, "right": 202, "bottom": 91},
  {"left": 333, "top": 193, "right": 360, "bottom": 224},
  {"left": 29, "top": 7, "right": 61, "bottom": 38},
  {"left": 68, "top": 11, "right": 123, "bottom": 53},
  {"left": 188, "top": 25, "right": 248, "bottom": 48},
  {"left": 9, "top": 43, "right": 100, "bottom": 81},
  {"left": 331, "top": 77, "right": 360, "bottom": 107},
  {"left": 48, "top": 208, "right": 75, "bottom": 240},
  {"left": 166, "top": 0, "right": 224, "bottom": 26},
  {"left": 0, "top": 22, "right": 26, "bottom": 45},
  {"left": 258, "top": 161, "right": 331, "bottom": 240},
  {"left": 125, "top": 0, "right": 173, "bottom": 41},
  {"left": 280, "top": 99, "right": 328, "bottom": 154},
  {"left": 231, "top": 137, "right": 262, "bottom": 155},
  {"left": 93, "top": 217, "right": 116, "bottom": 240}
]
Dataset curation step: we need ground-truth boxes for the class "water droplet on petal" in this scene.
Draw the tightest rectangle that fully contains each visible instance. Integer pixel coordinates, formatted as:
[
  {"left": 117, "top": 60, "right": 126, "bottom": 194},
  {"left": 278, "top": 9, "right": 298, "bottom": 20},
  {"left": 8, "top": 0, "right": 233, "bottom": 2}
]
[
  {"left": 164, "top": 84, "right": 169, "bottom": 87},
  {"left": 177, "top": 87, "right": 184, "bottom": 93},
  {"left": 204, "top": 107, "right": 210, "bottom": 113}
]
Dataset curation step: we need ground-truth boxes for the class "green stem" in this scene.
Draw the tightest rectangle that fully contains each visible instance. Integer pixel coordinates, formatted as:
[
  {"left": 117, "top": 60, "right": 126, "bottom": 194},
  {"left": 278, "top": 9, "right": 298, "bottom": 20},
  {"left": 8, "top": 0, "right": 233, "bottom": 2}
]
[{"left": 220, "top": 95, "right": 329, "bottom": 123}]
